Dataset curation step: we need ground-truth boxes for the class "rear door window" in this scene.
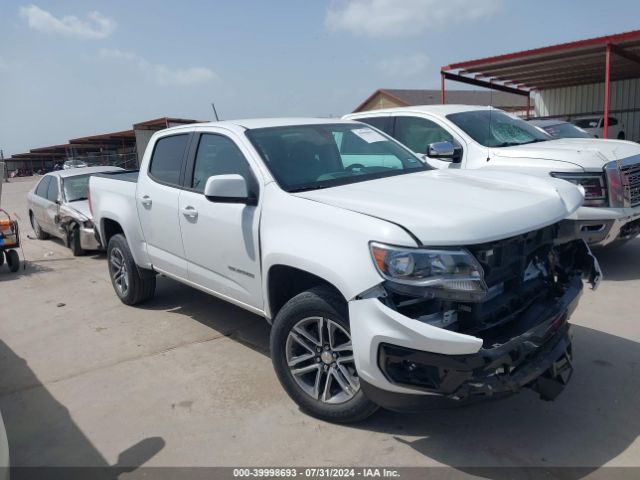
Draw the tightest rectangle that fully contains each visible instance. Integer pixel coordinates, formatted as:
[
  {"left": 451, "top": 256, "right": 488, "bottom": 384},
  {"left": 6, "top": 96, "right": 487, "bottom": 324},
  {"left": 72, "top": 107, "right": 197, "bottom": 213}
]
[
  {"left": 35, "top": 176, "right": 51, "bottom": 198},
  {"left": 149, "top": 134, "right": 189, "bottom": 186},
  {"left": 46, "top": 177, "right": 59, "bottom": 202}
]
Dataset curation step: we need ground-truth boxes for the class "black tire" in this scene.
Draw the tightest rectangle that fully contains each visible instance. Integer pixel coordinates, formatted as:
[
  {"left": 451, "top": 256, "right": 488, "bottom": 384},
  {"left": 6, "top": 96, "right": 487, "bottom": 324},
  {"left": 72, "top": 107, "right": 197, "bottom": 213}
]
[
  {"left": 0, "top": 252, "right": 4, "bottom": 267},
  {"left": 107, "top": 234, "right": 156, "bottom": 305},
  {"left": 618, "top": 132, "right": 625, "bottom": 140},
  {"left": 6, "top": 249, "right": 20, "bottom": 273},
  {"left": 270, "top": 285, "right": 379, "bottom": 423},
  {"left": 69, "top": 226, "right": 85, "bottom": 256},
  {"left": 30, "top": 213, "right": 49, "bottom": 240}
]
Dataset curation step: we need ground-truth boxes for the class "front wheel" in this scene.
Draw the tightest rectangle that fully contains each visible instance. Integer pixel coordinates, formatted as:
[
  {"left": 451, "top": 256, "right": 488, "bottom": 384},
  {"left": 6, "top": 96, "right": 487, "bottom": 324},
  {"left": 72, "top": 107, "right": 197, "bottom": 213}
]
[
  {"left": 107, "top": 234, "right": 156, "bottom": 305},
  {"left": 69, "top": 226, "right": 85, "bottom": 256},
  {"left": 270, "top": 286, "right": 378, "bottom": 423}
]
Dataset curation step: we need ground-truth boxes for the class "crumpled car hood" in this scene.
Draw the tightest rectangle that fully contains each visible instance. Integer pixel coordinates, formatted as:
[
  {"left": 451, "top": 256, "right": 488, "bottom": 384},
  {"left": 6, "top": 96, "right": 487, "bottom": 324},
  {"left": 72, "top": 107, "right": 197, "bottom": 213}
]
[
  {"left": 60, "top": 200, "right": 92, "bottom": 221},
  {"left": 491, "top": 138, "right": 640, "bottom": 170},
  {"left": 293, "top": 170, "right": 584, "bottom": 246}
]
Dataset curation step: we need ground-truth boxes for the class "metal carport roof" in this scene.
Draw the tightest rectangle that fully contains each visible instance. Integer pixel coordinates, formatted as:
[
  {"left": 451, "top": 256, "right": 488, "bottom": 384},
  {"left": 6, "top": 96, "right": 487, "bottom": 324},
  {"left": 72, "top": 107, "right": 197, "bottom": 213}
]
[{"left": 440, "top": 29, "right": 640, "bottom": 136}]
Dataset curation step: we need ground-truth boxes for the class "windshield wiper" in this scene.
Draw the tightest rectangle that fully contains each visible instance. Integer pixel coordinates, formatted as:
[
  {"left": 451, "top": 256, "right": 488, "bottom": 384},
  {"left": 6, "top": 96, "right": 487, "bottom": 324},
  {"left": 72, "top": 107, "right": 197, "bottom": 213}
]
[
  {"left": 496, "top": 138, "right": 548, "bottom": 147},
  {"left": 288, "top": 185, "right": 332, "bottom": 193},
  {"left": 520, "top": 138, "right": 549, "bottom": 145},
  {"left": 69, "top": 196, "right": 88, "bottom": 202}
]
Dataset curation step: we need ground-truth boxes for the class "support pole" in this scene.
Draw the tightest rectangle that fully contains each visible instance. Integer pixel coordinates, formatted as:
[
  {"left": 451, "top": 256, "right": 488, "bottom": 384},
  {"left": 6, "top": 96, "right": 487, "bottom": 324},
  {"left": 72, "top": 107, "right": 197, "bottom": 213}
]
[
  {"left": 440, "top": 72, "right": 446, "bottom": 104},
  {"left": 603, "top": 43, "right": 611, "bottom": 139},
  {"left": 526, "top": 95, "right": 531, "bottom": 119}
]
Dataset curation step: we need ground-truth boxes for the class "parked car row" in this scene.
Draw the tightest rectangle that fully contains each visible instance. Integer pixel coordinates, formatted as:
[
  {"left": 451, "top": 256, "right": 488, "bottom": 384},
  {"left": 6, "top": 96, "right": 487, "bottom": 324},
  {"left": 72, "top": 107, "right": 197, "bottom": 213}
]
[{"left": 24, "top": 105, "right": 639, "bottom": 423}]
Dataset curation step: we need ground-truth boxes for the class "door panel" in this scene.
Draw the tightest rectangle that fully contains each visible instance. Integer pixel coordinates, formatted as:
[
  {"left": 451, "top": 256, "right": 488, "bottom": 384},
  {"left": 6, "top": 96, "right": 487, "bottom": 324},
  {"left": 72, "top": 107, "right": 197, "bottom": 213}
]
[
  {"left": 179, "top": 132, "right": 262, "bottom": 309},
  {"left": 31, "top": 176, "right": 51, "bottom": 230},
  {"left": 179, "top": 191, "right": 261, "bottom": 308},
  {"left": 44, "top": 176, "right": 62, "bottom": 237},
  {"left": 136, "top": 133, "right": 190, "bottom": 278}
]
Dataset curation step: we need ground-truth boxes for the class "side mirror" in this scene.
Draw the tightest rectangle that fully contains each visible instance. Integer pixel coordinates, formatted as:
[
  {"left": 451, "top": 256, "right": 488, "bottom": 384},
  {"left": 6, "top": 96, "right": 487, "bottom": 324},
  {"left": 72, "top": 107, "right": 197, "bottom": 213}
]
[
  {"left": 425, "top": 141, "right": 462, "bottom": 163},
  {"left": 204, "top": 174, "right": 256, "bottom": 205}
]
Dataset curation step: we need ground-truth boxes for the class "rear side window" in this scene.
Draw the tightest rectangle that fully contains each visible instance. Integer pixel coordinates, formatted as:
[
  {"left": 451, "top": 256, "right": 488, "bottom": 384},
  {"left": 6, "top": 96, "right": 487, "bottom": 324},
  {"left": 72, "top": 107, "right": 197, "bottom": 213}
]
[
  {"left": 46, "top": 177, "right": 59, "bottom": 202},
  {"left": 356, "top": 116, "right": 391, "bottom": 134},
  {"left": 35, "top": 176, "right": 51, "bottom": 198},
  {"left": 608, "top": 117, "right": 618, "bottom": 126},
  {"left": 149, "top": 134, "right": 189, "bottom": 185}
]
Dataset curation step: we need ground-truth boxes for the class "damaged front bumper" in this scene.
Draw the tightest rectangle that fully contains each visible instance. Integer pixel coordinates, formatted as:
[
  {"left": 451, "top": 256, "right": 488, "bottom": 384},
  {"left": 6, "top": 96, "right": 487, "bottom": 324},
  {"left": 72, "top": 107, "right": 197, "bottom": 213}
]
[{"left": 349, "top": 240, "right": 601, "bottom": 411}]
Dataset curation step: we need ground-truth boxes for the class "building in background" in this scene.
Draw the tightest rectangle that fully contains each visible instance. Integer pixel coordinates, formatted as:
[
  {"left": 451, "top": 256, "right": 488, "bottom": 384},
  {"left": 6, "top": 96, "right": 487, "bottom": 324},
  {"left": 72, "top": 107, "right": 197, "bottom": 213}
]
[
  {"left": 353, "top": 88, "right": 530, "bottom": 114},
  {"left": 5, "top": 117, "right": 199, "bottom": 176}
]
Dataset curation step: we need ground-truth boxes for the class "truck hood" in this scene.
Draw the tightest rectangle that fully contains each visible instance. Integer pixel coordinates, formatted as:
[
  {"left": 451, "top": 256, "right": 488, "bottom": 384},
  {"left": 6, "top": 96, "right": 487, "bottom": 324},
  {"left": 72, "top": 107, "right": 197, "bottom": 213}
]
[
  {"left": 293, "top": 170, "right": 584, "bottom": 246},
  {"left": 491, "top": 138, "right": 640, "bottom": 171}
]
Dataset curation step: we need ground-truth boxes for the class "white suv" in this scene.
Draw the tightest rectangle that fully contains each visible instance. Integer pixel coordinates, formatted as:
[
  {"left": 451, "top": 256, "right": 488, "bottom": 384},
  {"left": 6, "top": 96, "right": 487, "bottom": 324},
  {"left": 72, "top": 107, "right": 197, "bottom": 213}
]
[{"left": 345, "top": 105, "right": 640, "bottom": 248}]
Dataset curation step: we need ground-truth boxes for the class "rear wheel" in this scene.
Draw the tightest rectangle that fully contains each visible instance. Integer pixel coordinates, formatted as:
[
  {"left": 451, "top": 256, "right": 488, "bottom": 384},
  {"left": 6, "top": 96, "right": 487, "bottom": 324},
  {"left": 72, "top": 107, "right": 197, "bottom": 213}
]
[
  {"left": 30, "top": 213, "right": 49, "bottom": 240},
  {"left": 107, "top": 234, "right": 156, "bottom": 305},
  {"left": 270, "top": 286, "right": 378, "bottom": 423},
  {"left": 6, "top": 249, "right": 20, "bottom": 273},
  {"left": 617, "top": 132, "right": 625, "bottom": 140}
]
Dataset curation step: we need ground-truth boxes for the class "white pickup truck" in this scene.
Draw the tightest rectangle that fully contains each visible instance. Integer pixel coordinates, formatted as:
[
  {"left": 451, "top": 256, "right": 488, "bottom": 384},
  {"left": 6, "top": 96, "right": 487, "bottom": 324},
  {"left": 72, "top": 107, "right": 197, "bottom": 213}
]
[
  {"left": 345, "top": 105, "right": 640, "bottom": 248},
  {"left": 90, "top": 118, "right": 600, "bottom": 422}
]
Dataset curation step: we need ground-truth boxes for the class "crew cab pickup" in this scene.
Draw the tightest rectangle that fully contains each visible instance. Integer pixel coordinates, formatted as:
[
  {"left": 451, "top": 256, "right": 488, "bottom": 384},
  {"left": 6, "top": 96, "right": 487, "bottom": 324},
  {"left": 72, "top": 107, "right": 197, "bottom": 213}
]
[
  {"left": 345, "top": 105, "right": 640, "bottom": 248},
  {"left": 90, "top": 118, "right": 600, "bottom": 422}
]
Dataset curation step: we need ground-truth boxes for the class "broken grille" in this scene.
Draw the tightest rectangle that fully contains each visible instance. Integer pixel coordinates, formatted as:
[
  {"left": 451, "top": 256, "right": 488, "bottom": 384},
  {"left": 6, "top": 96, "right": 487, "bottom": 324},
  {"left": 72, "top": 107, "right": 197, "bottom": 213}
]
[{"left": 621, "top": 161, "right": 640, "bottom": 207}]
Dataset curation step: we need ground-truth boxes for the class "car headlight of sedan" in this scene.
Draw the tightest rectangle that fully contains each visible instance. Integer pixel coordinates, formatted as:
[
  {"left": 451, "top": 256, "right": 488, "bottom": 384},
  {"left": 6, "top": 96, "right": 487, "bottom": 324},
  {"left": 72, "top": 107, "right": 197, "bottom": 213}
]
[
  {"left": 370, "top": 242, "right": 487, "bottom": 302},
  {"left": 550, "top": 172, "right": 607, "bottom": 206}
]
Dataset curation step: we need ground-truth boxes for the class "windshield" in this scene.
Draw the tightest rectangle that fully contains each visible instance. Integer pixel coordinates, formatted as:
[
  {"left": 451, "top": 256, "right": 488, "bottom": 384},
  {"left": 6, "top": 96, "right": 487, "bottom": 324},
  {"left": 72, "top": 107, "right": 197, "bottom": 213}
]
[
  {"left": 246, "top": 123, "right": 428, "bottom": 192},
  {"left": 447, "top": 110, "right": 551, "bottom": 147},
  {"left": 542, "top": 122, "right": 592, "bottom": 139},
  {"left": 62, "top": 174, "right": 91, "bottom": 202}
]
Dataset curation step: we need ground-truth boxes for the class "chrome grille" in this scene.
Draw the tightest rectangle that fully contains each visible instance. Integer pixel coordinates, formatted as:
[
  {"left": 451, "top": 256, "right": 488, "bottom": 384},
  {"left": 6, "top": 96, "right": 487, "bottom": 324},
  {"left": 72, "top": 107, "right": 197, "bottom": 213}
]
[{"left": 621, "top": 162, "right": 640, "bottom": 207}]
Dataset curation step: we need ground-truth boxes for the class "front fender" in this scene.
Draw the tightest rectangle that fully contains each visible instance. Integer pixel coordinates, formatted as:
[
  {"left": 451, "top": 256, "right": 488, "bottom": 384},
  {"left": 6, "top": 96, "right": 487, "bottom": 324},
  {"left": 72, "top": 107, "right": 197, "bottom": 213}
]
[{"left": 260, "top": 185, "right": 417, "bottom": 317}]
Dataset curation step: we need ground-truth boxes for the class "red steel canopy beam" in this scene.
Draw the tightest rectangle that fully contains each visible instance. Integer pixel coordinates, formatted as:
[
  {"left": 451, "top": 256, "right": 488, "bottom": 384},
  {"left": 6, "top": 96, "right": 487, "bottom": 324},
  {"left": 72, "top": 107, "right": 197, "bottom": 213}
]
[
  {"left": 610, "top": 43, "right": 640, "bottom": 65},
  {"left": 440, "top": 70, "right": 531, "bottom": 97},
  {"left": 603, "top": 44, "right": 611, "bottom": 139},
  {"left": 442, "top": 29, "right": 640, "bottom": 72}
]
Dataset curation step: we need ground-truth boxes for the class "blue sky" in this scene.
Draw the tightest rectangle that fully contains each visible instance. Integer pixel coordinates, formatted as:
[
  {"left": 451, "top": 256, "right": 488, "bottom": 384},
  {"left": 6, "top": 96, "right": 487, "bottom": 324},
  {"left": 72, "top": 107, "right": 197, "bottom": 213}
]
[{"left": 1, "top": 0, "right": 639, "bottom": 155}]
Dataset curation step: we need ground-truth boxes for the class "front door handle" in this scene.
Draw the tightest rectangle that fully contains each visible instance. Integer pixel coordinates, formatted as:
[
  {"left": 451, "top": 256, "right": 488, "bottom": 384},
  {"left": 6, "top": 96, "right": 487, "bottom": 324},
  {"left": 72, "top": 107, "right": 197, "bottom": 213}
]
[
  {"left": 140, "top": 195, "right": 152, "bottom": 207},
  {"left": 181, "top": 206, "right": 198, "bottom": 218}
]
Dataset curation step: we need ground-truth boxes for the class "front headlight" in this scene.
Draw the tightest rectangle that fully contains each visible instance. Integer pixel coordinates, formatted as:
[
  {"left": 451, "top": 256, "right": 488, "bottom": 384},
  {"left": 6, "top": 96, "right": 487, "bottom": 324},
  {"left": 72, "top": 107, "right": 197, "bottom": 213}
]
[
  {"left": 370, "top": 242, "right": 487, "bottom": 302},
  {"left": 550, "top": 172, "right": 607, "bottom": 206}
]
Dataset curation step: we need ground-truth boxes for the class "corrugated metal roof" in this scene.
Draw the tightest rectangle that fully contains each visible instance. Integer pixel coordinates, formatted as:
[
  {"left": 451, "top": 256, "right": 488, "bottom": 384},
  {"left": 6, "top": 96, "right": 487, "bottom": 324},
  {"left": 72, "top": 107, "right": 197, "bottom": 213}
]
[{"left": 442, "top": 29, "right": 640, "bottom": 91}]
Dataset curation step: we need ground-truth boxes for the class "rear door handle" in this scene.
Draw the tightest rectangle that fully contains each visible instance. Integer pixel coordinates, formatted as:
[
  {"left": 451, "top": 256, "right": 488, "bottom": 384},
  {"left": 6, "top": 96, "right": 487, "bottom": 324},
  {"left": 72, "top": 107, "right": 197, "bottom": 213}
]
[
  {"left": 140, "top": 195, "right": 152, "bottom": 207},
  {"left": 181, "top": 206, "right": 198, "bottom": 218}
]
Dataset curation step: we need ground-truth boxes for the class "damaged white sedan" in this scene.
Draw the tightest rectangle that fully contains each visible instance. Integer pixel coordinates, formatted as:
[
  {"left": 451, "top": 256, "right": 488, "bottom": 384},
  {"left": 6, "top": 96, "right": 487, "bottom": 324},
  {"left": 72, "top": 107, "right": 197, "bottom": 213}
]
[{"left": 27, "top": 166, "right": 122, "bottom": 255}]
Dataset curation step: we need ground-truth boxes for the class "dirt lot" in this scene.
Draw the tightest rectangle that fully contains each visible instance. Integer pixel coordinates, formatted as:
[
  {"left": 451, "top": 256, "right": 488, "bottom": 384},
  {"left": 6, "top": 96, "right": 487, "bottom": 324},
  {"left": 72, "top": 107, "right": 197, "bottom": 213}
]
[{"left": 1, "top": 176, "right": 639, "bottom": 472}]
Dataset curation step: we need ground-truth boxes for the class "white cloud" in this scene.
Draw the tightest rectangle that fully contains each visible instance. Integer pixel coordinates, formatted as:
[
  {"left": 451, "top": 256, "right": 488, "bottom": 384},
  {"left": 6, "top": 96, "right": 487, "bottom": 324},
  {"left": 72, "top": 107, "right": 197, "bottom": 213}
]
[
  {"left": 326, "top": 0, "right": 503, "bottom": 37},
  {"left": 377, "top": 53, "right": 429, "bottom": 76},
  {"left": 19, "top": 4, "right": 115, "bottom": 39},
  {"left": 99, "top": 48, "right": 216, "bottom": 86}
]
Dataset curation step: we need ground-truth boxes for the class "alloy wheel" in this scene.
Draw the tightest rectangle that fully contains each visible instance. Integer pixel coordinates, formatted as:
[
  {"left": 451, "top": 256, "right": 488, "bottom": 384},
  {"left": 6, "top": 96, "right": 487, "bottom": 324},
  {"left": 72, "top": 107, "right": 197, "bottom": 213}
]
[
  {"left": 285, "top": 316, "right": 359, "bottom": 404},
  {"left": 109, "top": 247, "right": 129, "bottom": 296}
]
